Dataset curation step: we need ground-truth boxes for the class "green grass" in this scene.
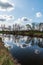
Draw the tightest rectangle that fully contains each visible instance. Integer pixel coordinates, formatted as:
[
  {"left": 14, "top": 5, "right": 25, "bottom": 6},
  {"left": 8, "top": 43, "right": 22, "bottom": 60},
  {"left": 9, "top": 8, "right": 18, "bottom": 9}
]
[
  {"left": 2, "top": 57, "right": 14, "bottom": 65},
  {"left": 0, "top": 30, "right": 43, "bottom": 35},
  {"left": 0, "top": 41, "right": 18, "bottom": 65}
]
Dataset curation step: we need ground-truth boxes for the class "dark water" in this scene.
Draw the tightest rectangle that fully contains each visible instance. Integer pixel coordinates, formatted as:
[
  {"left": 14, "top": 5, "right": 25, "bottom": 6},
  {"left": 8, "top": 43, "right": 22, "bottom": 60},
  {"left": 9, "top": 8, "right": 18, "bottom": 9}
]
[{"left": 1, "top": 34, "right": 43, "bottom": 65}]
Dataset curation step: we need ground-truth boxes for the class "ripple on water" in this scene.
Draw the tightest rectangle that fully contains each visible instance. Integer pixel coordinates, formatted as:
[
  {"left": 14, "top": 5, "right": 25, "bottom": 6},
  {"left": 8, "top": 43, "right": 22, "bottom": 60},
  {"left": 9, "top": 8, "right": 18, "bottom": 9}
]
[{"left": 34, "top": 49, "right": 40, "bottom": 55}]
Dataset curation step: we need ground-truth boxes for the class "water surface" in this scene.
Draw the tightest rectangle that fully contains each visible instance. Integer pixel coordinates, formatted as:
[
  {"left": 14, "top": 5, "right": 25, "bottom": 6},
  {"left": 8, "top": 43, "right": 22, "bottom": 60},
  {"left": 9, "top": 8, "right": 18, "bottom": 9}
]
[{"left": 1, "top": 34, "right": 43, "bottom": 65}]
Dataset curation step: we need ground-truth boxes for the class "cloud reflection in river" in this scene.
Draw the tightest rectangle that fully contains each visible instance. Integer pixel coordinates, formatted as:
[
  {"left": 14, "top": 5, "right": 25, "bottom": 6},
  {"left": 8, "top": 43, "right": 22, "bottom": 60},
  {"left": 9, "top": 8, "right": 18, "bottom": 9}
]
[{"left": 0, "top": 34, "right": 43, "bottom": 49}]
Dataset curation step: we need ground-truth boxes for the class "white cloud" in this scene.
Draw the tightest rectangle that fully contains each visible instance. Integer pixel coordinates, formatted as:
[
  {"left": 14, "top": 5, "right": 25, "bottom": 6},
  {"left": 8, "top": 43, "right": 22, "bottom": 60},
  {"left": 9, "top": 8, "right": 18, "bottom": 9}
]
[
  {"left": 0, "top": 16, "right": 32, "bottom": 26},
  {"left": 0, "top": 15, "right": 14, "bottom": 21},
  {"left": 0, "top": 0, "right": 8, "bottom": 3},
  {"left": 29, "top": 19, "right": 32, "bottom": 22},
  {"left": 21, "top": 17, "right": 32, "bottom": 22},
  {"left": 0, "top": 0, "right": 14, "bottom": 11},
  {"left": 21, "top": 17, "right": 29, "bottom": 21},
  {"left": 14, "top": 17, "right": 32, "bottom": 24},
  {"left": 36, "top": 12, "right": 42, "bottom": 18},
  {"left": 0, "top": 21, "right": 12, "bottom": 26},
  {"left": 14, "top": 18, "right": 21, "bottom": 24}
]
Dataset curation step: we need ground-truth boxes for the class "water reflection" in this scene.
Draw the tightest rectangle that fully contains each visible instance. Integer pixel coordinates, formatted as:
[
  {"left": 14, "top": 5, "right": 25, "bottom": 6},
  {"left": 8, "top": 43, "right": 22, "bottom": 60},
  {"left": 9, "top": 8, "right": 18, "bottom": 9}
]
[
  {"left": 0, "top": 34, "right": 43, "bottom": 49},
  {"left": 34, "top": 49, "right": 40, "bottom": 54},
  {"left": 0, "top": 34, "right": 43, "bottom": 65}
]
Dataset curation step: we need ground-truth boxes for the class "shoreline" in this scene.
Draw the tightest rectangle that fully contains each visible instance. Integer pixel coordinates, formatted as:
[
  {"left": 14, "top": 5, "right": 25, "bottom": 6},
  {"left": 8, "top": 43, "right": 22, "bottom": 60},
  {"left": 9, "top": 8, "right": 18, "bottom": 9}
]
[
  {"left": 0, "top": 30, "right": 43, "bottom": 38},
  {"left": 0, "top": 38, "right": 21, "bottom": 65}
]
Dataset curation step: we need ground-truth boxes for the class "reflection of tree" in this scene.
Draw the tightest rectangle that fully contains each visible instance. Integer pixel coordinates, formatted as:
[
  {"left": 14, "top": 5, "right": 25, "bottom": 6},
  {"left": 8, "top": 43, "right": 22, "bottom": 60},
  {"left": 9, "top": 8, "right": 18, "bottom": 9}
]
[
  {"left": 2, "top": 34, "right": 5, "bottom": 41},
  {"left": 14, "top": 36, "right": 32, "bottom": 45},
  {"left": 12, "top": 35, "right": 31, "bottom": 48},
  {"left": 31, "top": 38, "right": 38, "bottom": 46},
  {"left": 12, "top": 35, "right": 20, "bottom": 43},
  {"left": 22, "top": 44, "right": 28, "bottom": 47},
  {"left": 2, "top": 34, "right": 43, "bottom": 48},
  {"left": 25, "top": 36, "right": 32, "bottom": 44},
  {"left": 2, "top": 34, "right": 11, "bottom": 41},
  {"left": 0, "top": 37, "right": 2, "bottom": 43},
  {"left": 28, "top": 37, "right": 43, "bottom": 48},
  {"left": 1, "top": 34, "right": 43, "bottom": 48},
  {"left": 31, "top": 38, "right": 34, "bottom": 46},
  {"left": 12, "top": 36, "right": 43, "bottom": 48},
  {"left": 7, "top": 34, "right": 11, "bottom": 40},
  {"left": 38, "top": 38, "right": 43, "bottom": 48}
]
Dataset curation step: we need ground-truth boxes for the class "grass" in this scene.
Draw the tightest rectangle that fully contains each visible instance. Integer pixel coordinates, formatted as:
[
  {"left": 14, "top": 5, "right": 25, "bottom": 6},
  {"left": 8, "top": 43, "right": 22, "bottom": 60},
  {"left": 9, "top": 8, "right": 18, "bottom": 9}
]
[
  {"left": 2, "top": 57, "right": 14, "bottom": 65},
  {"left": 0, "top": 42, "right": 14, "bottom": 65},
  {"left": 0, "top": 30, "right": 43, "bottom": 34},
  {"left": 0, "top": 38, "right": 20, "bottom": 65},
  {"left": 13, "top": 30, "right": 43, "bottom": 37},
  {"left": 0, "top": 30, "right": 43, "bottom": 37}
]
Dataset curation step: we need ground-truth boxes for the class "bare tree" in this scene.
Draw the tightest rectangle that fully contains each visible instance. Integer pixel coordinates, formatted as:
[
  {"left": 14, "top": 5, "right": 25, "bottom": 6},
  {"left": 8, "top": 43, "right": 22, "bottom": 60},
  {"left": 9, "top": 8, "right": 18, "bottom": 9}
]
[
  {"left": 32, "top": 23, "right": 35, "bottom": 30},
  {"left": 26, "top": 24, "right": 32, "bottom": 30}
]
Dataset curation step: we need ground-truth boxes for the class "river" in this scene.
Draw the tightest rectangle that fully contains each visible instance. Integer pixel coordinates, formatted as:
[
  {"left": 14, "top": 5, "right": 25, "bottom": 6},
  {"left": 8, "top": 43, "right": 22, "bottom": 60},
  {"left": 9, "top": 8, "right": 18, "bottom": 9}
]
[{"left": 0, "top": 34, "right": 43, "bottom": 65}]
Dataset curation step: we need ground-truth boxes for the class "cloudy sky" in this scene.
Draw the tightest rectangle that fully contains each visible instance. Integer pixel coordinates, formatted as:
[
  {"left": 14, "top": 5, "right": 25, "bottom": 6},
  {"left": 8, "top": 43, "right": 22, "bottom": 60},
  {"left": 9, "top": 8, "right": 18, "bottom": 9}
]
[{"left": 0, "top": 0, "right": 43, "bottom": 26}]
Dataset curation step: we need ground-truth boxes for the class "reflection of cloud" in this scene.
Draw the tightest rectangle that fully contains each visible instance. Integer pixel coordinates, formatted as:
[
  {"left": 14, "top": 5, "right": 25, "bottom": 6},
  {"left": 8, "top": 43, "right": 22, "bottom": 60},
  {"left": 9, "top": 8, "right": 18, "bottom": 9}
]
[
  {"left": 4, "top": 43, "right": 13, "bottom": 49},
  {"left": 14, "top": 43, "right": 31, "bottom": 48},
  {"left": 34, "top": 49, "right": 40, "bottom": 54},
  {"left": 0, "top": 1, "right": 14, "bottom": 11},
  {"left": 0, "top": 15, "right": 14, "bottom": 22},
  {"left": 12, "top": 36, "right": 32, "bottom": 48},
  {"left": 4, "top": 37, "right": 14, "bottom": 49}
]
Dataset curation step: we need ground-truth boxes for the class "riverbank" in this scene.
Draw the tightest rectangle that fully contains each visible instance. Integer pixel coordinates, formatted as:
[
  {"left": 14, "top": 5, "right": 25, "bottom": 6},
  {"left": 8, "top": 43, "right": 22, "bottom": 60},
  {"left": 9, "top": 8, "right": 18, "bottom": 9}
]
[
  {"left": 0, "top": 38, "right": 21, "bottom": 65},
  {"left": 13, "top": 30, "right": 43, "bottom": 38},
  {"left": 0, "top": 30, "right": 43, "bottom": 38}
]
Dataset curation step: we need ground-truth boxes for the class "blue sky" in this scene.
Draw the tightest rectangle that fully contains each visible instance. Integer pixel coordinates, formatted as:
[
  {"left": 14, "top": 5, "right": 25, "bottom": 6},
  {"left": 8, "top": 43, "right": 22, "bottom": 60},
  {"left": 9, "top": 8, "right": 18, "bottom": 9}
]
[{"left": 0, "top": 0, "right": 43, "bottom": 26}]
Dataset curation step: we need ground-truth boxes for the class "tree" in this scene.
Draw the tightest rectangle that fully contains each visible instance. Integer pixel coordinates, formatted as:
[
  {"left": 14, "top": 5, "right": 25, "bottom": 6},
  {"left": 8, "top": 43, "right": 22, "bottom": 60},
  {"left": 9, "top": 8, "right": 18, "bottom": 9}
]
[
  {"left": 32, "top": 23, "right": 35, "bottom": 30},
  {"left": 26, "top": 24, "right": 32, "bottom": 30}
]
